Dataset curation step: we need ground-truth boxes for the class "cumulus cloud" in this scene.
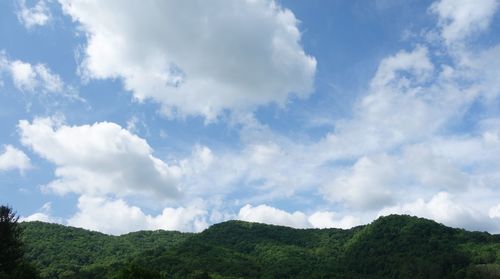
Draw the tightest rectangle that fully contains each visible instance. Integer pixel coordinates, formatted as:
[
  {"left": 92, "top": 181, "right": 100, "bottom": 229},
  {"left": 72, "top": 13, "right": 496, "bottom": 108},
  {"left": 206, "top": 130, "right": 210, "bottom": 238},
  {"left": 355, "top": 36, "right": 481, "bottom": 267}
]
[
  {"left": 20, "top": 202, "right": 62, "bottom": 224},
  {"left": 371, "top": 46, "right": 434, "bottom": 89},
  {"left": 0, "top": 52, "right": 75, "bottom": 98},
  {"left": 68, "top": 195, "right": 208, "bottom": 235},
  {"left": 10, "top": 61, "right": 64, "bottom": 93},
  {"left": 489, "top": 204, "right": 500, "bottom": 219},
  {"left": 430, "top": 0, "right": 498, "bottom": 44},
  {"left": 59, "top": 0, "right": 316, "bottom": 120},
  {"left": 191, "top": 32, "right": 500, "bottom": 231},
  {"left": 238, "top": 204, "right": 309, "bottom": 228},
  {"left": 18, "top": 117, "right": 182, "bottom": 199},
  {"left": 16, "top": 0, "right": 52, "bottom": 29},
  {"left": 179, "top": 45, "right": 476, "bottom": 209},
  {"left": 379, "top": 192, "right": 498, "bottom": 232},
  {"left": 13, "top": 0, "right": 500, "bottom": 234},
  {"left": 179, "top": 136, "right": 321, "bottom": 203},
  {"left": 323, "top": 156, "right": 398, "bottom": 210},
  {"left": 0, "top": 145, "right": 31, "bottom": 172},
  {"left": 309, "top": 47, "right": 458, "bottom": 164},
  {"left": 321, "top": 144, "right": 469, "bottom": 211},
  {"left": 308, "top": 211, "right": 361, "bottom": 229},
  {"left": 238, "top": 204, "right": 361, "bottom": 229}
]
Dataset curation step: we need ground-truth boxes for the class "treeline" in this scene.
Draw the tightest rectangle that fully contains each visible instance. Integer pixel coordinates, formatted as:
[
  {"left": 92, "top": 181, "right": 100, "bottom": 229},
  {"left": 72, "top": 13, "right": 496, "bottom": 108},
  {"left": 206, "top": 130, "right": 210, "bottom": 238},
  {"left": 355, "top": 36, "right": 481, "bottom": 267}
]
[{"left": 4, "top": 208, "right": 500, "bottom": 278}]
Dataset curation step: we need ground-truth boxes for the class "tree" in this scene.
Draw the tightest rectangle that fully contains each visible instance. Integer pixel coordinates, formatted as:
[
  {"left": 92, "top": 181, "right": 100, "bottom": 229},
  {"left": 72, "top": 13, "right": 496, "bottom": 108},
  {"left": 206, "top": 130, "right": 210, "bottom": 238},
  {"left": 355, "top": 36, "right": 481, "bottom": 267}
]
[
  {"left": 0, "top": 205, "right": 39, "bottom": 278},
  {"left": 0, "top": 205, "right": 23, "bottom": 275}
]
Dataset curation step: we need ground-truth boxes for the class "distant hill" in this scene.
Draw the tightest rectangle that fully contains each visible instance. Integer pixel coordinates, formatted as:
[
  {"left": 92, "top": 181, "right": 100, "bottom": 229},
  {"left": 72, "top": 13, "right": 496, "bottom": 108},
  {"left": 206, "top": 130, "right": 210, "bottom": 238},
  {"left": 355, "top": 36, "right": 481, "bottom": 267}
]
[
  {"left": 21, "top": 215, "right": 500, "bottom": 278},
  {"left": 20, "top": 222, "right": 191, "bottom": 278}
]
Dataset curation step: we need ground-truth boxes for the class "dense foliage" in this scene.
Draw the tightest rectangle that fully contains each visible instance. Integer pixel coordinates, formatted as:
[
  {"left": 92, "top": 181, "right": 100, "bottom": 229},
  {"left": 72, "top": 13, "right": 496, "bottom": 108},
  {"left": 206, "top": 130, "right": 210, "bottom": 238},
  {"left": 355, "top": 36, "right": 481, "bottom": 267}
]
[
  {"left": 0, "top": 205, "right": 39, "bottom": 278},
  {"left": 20, "top": 222, "right": 190, "bottom": 278},
  {"left": 20, "top": 215, "right": 500, "bottom": 278}
]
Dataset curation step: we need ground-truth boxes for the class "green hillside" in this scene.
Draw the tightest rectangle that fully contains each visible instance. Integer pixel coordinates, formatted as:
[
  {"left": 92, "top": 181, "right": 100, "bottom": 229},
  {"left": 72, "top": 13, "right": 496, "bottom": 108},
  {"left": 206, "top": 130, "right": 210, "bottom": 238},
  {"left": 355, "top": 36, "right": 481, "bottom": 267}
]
[
  {"left": 20, "top": 215, "right": 500, "bottom": 278},
  {"left": 20, "top": 222, "right": 191, "bottom": 278}
]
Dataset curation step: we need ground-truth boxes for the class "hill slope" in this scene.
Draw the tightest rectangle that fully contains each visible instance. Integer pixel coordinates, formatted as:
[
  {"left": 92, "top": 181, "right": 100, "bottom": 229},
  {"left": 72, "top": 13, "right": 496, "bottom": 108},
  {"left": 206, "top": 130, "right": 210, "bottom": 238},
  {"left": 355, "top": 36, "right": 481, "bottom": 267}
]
[
  {"left": 20, "top": 222, "right": 191, "bottom": 278},
  {"left": 21, "top": 215, "right": 500, "bottom": 278}
]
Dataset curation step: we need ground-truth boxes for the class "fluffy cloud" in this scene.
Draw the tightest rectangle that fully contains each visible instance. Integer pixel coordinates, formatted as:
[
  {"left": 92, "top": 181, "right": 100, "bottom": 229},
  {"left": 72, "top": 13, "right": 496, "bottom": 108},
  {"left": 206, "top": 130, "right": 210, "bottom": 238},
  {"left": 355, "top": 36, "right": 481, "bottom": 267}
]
[
  {"left": 310, "top": 47, "right": 453, "bottom": 165},
  {"left": 16, "top": 0, "right": 52, "bottom": 29},
  {"left": 0, "top": 52, "right": 72, "bottom": 97},
  {"left": 379, "top": 192, "right": 498, "bottom": 232},
  {"left": 179, "top": 136, "right": 321, "bottom": 203},
  {"left": 238, "top": 204, "right": 361, "bottom": 229},
  {"left": 321, "top": 144, "right": 469, "bottom": 211},
  {"left": 59, "top": 0, "right": 316, "bottom": 120},
  {"left": 197, "top": 32, "right": 500, "bottom": 230},
  {"left": 238, "top": 204, "right": 309, "bottom": 228},
  {"left": 308, "top": 211, "right": 361, "bottom": 230},
  {"left": 18, "top": 117, "right": 182, "bottom": 199},
  {"left": 430, "top": 0, "right": 498, "bottom": 44},
  {"left": 10, "top": 61, "right": 64, "bottom": 93},
  {"left": 183, "top": 46, "right": 470, "bottom": 207},
  {"left": 370, "top": 46, "right": 434, "bottom": 89},
  {"left": 323, "top": 156, "right": 398, "bottom": 210},
  {"left": 68, "top": 195, "right": 208, "bottom": 235},
  {"left": 20, "top": 202, "right": 62, "bottom": 224},
  {"left": 0, "top": 145, "right": 31, "bottom": 172},
  {"left": 21, "top": 212, "right": 56, "bottom": 223},
  {"left": 489, "top": 204, "right": 500, "bottom": 219},
  {"left": 15, "top": 0, "right": 500, "bottom": 234}
]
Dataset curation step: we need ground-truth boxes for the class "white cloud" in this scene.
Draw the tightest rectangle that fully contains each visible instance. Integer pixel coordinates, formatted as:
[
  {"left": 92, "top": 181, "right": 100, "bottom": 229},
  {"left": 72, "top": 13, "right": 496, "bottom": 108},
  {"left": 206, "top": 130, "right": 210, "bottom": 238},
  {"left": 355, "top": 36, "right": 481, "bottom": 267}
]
[
  {"left": 175, "top": 37, "right": 500, "bottom": 232},
  {"left": 308, "top": 211, "right": 361, "bottom": 229},
  {"left": 16, "top": 0, "right": 52, "bottom": 29},
  {"left": 237, "top": 204, "right": 362, "bottom": 229},
  {"left": 311, "top": 47, "right": 456, "bottom": 163},
  {"left": 489, "top": 204, "right": 500, "bottom": 219},
  {"left": 320, "top": 142, "right": 473, "bottom": 211},
  {"left": 370, "top": 46, "right": 434, "bottom": 89},
  {"left": 0, "top": 51, "right": 72, "bottom": 98},
  {"left": 34, "top": 64, "right": 64, "bottom": 92},
  {"left": 379, "top": 192, "right": 497, "bottom": 231},
  {"left": 12, "top": 0, "right": 500, "bottom": 234},
  {"left": 456, "top": 45, "right": 500, "bottom": 101},
  {"left": 20, "top": 202, "right": 63, "bottom": 224},
  {"left": 21, "top": 212, "right": 56, "bottom": 223},
  {"left": 59, "top": 0, "right": 316, "bottom": 120},
  {"left": 0, "top": 145, "right": 31, "bottom": 172},
  {"left": 179, "top": 136, "right": 321, "bottom": 203},
  {"left": 238, "top": 204, "right": 309, "bottom": 228},
  {"left": 10, "top": 61, "right": 64, "bottom": 93},
  {"left": 18, "top": 117, "right": 182, "bottom": 199},
  {"left": 323, "top": 155, "right": 398, "bottom": 210},
  {"left": 10, "top": 60, "right": 38, "bottom": 92},
  {"left": 430, "top": 0, "right": 499, "bottom": 44},
  {"left": 68, "top": 195, "right": 208, "bottom": 235}
]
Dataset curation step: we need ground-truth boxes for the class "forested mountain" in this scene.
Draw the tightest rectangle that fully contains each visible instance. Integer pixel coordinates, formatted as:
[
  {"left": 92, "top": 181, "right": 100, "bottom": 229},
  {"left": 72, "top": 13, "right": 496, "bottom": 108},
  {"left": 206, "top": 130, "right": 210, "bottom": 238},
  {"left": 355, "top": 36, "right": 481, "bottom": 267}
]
[{"left": 20, "top": 215, "right": 500, "bottom": 278}]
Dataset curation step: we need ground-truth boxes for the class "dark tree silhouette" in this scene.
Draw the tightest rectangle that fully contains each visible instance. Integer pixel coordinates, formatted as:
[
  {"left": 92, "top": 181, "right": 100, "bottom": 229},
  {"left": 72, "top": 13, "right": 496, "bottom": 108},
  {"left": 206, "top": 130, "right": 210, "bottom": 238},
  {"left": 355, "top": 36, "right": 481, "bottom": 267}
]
[
  {"left": 0, "top": 205, "right": 39, "bottom": 278},
  {"left": 0, "top": 205, "right": 23, "bottom": 275}
]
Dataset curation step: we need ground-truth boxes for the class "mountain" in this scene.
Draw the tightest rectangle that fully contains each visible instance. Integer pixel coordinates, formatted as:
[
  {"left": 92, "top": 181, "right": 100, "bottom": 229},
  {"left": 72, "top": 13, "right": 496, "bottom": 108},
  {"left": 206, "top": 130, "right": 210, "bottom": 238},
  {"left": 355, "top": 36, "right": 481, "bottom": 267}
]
[
  {"left": 20, "top": 215, "right": 500, "bottom": 278},
  {"left": 20, "top": 222, "right": 191, "bottom": 278}
]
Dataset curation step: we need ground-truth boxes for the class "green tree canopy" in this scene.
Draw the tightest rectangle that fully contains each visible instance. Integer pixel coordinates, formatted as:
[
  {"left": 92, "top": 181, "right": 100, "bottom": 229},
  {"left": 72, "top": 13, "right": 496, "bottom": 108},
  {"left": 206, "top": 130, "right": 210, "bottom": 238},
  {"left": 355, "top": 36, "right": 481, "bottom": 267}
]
[{"left": 0, "top": 205, "right": 39, "bottom": 279}]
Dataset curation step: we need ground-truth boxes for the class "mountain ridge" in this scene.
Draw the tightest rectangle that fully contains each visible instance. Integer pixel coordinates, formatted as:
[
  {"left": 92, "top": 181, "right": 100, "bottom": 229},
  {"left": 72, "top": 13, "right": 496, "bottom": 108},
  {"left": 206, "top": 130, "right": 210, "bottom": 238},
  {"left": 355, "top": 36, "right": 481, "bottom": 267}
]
[{"left": 21, "top": 214, "right": 500, "bottom": 278}]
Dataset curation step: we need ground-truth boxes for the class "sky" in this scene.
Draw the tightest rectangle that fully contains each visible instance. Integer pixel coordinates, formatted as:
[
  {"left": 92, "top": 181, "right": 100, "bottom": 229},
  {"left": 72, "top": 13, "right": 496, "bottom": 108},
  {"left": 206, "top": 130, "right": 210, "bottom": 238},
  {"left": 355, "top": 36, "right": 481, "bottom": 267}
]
[{"left": 0, "top": 0, "right": 499, "bottom": 235}]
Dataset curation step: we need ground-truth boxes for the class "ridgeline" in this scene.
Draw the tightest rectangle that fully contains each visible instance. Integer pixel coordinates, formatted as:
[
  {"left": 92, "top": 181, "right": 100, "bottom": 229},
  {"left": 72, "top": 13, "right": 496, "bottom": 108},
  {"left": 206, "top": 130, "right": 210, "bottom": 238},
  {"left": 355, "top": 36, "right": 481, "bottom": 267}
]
[{"left": 21, "top": 215, "right": 500, "bottom": 278}]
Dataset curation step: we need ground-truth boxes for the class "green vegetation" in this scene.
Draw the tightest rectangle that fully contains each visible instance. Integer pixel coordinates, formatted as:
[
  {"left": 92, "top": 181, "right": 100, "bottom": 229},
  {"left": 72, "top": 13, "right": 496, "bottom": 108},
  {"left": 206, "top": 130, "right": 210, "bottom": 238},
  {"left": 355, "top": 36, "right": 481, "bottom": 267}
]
[
  {"left": 0, "top": 205, "right": 39, "bottom": 278},
  {"left": 20, "top": 222, "right": 191, "bottom": 278},
  {"left": 19, "top": 215, "right": 500, "bottom": 278}
]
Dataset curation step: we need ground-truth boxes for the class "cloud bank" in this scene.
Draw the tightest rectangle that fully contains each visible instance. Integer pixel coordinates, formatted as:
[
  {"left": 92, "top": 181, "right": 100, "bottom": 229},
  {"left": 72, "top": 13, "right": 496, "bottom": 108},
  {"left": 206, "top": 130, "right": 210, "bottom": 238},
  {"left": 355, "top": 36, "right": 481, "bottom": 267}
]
[{"left": 15, "top": 0, "right": 500, "bottom": 234}]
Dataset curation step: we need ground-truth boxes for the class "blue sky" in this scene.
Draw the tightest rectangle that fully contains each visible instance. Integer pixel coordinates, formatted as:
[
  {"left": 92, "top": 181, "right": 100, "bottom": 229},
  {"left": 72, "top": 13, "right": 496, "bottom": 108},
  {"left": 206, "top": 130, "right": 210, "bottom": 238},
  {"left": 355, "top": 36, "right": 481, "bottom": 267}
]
[{"left": 1, "top": 0, "right": 500, "bottom": 234}]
